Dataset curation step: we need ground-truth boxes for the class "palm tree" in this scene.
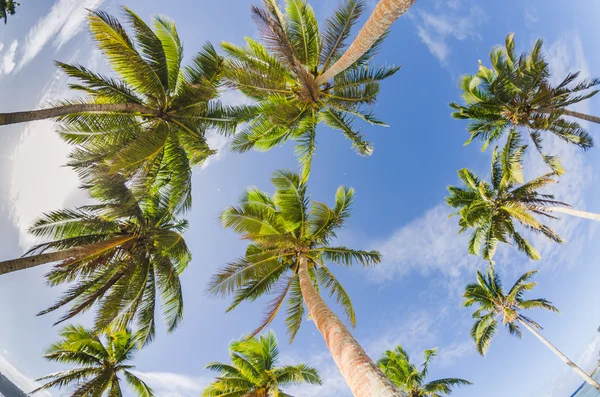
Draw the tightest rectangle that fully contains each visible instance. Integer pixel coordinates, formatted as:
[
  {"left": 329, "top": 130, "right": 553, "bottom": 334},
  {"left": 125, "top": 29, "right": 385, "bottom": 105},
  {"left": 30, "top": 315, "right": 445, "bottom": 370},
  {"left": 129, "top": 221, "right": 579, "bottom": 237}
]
[
  {"left": 0, "top": 0, "right": 18, "bottom": 23},
  {"left": 203, "top": 331, "right": 321, "bottom": 396},
  {"left": 223, "top": 0, "right": 404, "bottom": 180},
  {"left": 446, "top": 130, "right": 600, "bottom": 261},
  {"left": 464, "top": 266, "right": 600, "bottom": 391},
  {"left": 0, "top": 172, "right": 190, "bottom": 345},
  {"left": 210, "top": 170, "right": 403, "bottom": 396},
  {"left": 0, "top": 8, "right": 243, "bottom": 211},
  {"left": 378, "top": 345, "right": 471, "bottom": 397},
  {"left": 32, "top": 325, "right": 153, "bottom": 396},
  {"left": 450, "top": 33, "right": 600, "bottom": 174}
]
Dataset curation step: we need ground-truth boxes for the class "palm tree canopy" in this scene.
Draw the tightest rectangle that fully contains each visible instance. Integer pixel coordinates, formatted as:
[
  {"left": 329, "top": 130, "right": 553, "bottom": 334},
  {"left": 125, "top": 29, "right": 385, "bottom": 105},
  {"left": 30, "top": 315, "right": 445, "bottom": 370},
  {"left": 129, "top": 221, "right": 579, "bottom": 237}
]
[
  {"left": 33, "top": 325, "right": 153, "bottom": 397},
  {"left": 463, "top": 266, "right": 559, "bottom": 356},
  {"left": 31, "top": 171, "right": 190, "bottom": 346},
  {"left": 378, "top": 345, "right": 471, "bottom": 397},
  {"left": 0, "top": 0, "right": 18, "bottom": 23},
  {"left": 450, "top": 33, "right": 600, "bottom": 174},
  {"left": 60, "top": 7, "right": 246, "bottom": 212},
  {"left": 209, "top": 169, "right": 381, "bottom": 342},
  {"left": 203, "top": 331, "right": 321, "bottom": 397},
  {"left": 223, "top": 0, "right": 399, "bottom": 180},
  {"left": 446, "top": 130, "right": 568, "bottom": 261}
]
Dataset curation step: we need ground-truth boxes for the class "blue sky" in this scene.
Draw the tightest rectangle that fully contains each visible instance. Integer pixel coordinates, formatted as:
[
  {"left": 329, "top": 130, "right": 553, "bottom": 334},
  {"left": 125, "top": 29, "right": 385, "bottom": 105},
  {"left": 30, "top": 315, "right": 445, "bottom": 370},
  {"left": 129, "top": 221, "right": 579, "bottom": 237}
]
[{"left": 0, "top": 1, "right": 600, "bottom": 396}]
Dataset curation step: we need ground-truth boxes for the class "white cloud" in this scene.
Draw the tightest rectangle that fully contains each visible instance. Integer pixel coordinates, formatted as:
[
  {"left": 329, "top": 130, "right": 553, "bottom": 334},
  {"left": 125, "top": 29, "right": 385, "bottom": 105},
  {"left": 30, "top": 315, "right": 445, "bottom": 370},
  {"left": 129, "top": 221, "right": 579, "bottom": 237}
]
[
  {"left": 16, "top": 0, "right": 105, "bottom": 71},
  {"left": 202, "top": 89, "right": 255, "bottom": 169},
  {"left": 9, "top": 67, "right": 83, "bottom": 249},
  {"left": 412, "top": 3, "right": 486, "bottom": 64},
  {"left": 370, "top": 204, "right": 481, "bottom": 284},
  {"left": 133, "top": 371, "right": 209, "bottom": 397},
  {"left": 1, "top": 40, "right": 18, "bottom": 74},
  {"left": 0, "top": 355, "right": 51, "bottom": 396},
  {"left": 545, "top": 33, "right": 591, "bottom": 118},
  {"left": 525, "top": 6, "right": 538, "bottom": 26},
  {"left": 282, "top": 350, "right": 349, "bottom": 397},
  {"left": 437, "top": 340, "right": 473, "bottom": 365}
]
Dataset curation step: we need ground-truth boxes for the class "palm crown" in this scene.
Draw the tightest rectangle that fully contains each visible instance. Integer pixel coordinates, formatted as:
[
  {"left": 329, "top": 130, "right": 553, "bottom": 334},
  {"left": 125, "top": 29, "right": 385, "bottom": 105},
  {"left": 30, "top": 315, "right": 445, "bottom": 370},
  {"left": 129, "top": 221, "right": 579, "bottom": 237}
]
[
  {"left": 32, "top": 172, "right": 190, "bottom": 345},
  {"left": 33, "top": 325, "right": 153, "bottom": 397},
  {"left": 463, "top": 267, "right": 558, "bottom": 355},
  {"left": 60, "top": 7, "right": 243, "bottom": 212},
  {"left": 450, "top": 33, "right": 599, "bottom": 174},
  {"left": 378, "top": 345, "right": 471, "bottom": 397},
  {"left": 223, "top": 0, "right": 399, "bottom": 180},
  {"left": 209, "top": 170, "right": 381, "bottom": 341},
  {"left": 203, "top": 331, "right": 321, "bottom": 397},
  {"left": 446, "top": 130, "right": 567, "bottom": 261}
]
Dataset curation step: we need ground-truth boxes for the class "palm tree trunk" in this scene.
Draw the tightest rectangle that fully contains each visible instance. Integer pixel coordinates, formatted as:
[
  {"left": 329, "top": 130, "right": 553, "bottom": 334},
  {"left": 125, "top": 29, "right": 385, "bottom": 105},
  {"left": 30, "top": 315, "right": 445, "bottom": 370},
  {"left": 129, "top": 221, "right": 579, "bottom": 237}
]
[
  {"left": 0, "top": 235, "right": 136, "bottom": 276},
  {"left": 0, "top": 249, "right": 86, "bottom": 275},
  {"left": 546, "top": 207, "right": 600, "bottom": 222},
  {"left": 519, "top": 320, "right": 600, "bottom": 392},
  {"left": 0, "top": 103, "right": 152, "bottom": 126},
  {"left": 297, "top": 255, "right": 405, "bottom": 397},
  {"left": 315, "top": 0, "right": 416, "bottom": 85},
  {"left": 538, "top": 108, "right": 600, "bottom": 124}
]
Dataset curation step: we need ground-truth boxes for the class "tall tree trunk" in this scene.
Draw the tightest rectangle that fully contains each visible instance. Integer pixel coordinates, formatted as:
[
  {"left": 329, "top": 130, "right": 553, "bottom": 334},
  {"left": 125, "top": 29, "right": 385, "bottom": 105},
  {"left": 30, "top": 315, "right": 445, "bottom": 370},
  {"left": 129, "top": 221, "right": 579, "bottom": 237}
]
[
  {"left": 546, "top": 206, "right": 600, "bottom": 222},
  {"left": 519, "top": 320, "right": 600, "bottom": 392},
  {"left": 297, "top": 255, "right": 404, "bottom": 397},
  {"left": 0, "top": 249, "right": 86, "bottom": 275},
  {"left": 0, "top": 103, "right": 153, "bottom": 126},
  {"left": 538, "top": 108, "right": 600, "bottom": 124},
  {"left": 315, "top": 0, "right": 416, "bottom": 85},
  {"left": 0, "top": 235, "right": 136, "bottom": 276}
]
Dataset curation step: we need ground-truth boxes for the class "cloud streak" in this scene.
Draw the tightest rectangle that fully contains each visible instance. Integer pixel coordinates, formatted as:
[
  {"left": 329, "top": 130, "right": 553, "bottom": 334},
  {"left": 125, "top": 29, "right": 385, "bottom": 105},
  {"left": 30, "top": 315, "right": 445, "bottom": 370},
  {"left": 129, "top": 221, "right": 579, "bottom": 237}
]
[
  {"left": 133, "top": 371, "right": 209, "bottom": 397},
  {"left": 16, "top": 0, "right": 105, "bottom": 71},
  {"left": 412, "top": 1, "right": 487, "bottom": 64},
  {"left": 0, "top": 354, "right": 50, "bottom": 396}
]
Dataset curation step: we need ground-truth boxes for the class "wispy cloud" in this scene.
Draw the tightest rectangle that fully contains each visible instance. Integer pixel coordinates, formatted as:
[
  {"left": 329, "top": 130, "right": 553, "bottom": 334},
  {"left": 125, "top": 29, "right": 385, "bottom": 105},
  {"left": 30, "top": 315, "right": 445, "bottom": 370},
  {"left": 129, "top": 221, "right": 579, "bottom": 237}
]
[
  {"left": 0, "top": 354, "right": 51, "bottom": 396},
  {"left": 1, "top": 40, "right": 18, "bottom": 74},
  {"left": 412, "top": 1, "right": 487, "bottom": 64},
  {"left": 9, "top": 62, "right": 87, "bottom": 248},
  {"left": 370, "top": 204, "right": 482, "bottom": 284},
  {"left": 202, "top": 89, "right": 255, "bottom": 168},
  {"left": 133, "top": 371, "right": 209, "bottom": 397},
  {"left": 16, "top": 0, "right": 105, "bottom": 71},
  {"left": 525, "top": 5, "right": 538, "bottom": 26}
]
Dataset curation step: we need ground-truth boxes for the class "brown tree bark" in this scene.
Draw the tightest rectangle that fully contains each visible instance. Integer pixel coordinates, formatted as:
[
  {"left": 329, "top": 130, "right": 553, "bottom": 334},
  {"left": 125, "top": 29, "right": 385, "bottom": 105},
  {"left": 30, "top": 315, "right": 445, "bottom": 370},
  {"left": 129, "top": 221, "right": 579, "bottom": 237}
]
[
  {"left": 315, "top": 0, "right": 416, "bottom": 85},
  {"left": 0, "top": 103, "right": 152, "bottom": 126},
  {"left": 538, "top": 108, "right": 600, "bottom": 124},
  {"left": 297, "top": 255, "right": 404, "bottom": 397},
  {"left": 0, "top": 235, "right": 136, "bottom": 275}
]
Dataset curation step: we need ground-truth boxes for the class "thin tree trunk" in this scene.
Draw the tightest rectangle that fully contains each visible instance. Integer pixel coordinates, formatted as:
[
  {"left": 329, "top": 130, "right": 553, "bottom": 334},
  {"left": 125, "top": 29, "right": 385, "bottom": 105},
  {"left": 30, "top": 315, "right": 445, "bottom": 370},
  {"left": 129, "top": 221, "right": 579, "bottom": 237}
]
[
  {"left": 297, "top": 255, "right": 404, "bottom": 397},
  {"left": 519, "top": 320, "right": 600, "bottom": 392},
  {"left": 315, "top": 0, "right": 416, "bottom": 85},
  {"left": 538, "top": 108, "right": 600, "bottom": 124},
  {"left": 0, "top": 249, "right": 86, "bottom": 275},
  {"left": 546, "top": 206, "right": 600, "bottom": 222},
  {"left": 0, "top": 103, "right": 153, "bottom": 126},
  {"left": 0, "top": 235, "right": 136, "bottom": 276}
]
